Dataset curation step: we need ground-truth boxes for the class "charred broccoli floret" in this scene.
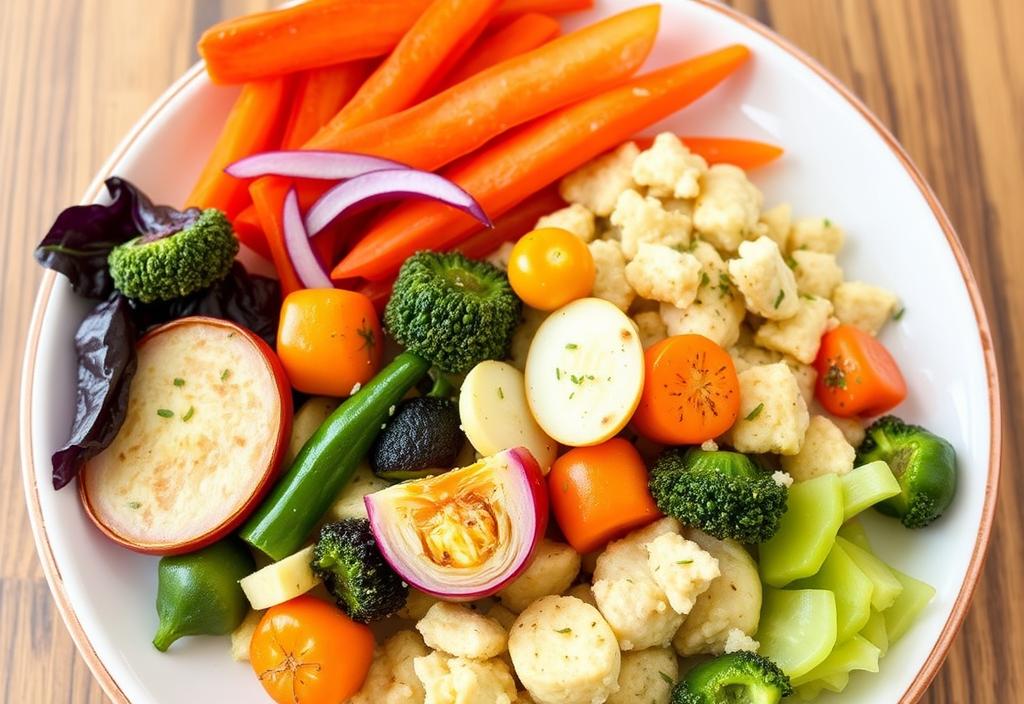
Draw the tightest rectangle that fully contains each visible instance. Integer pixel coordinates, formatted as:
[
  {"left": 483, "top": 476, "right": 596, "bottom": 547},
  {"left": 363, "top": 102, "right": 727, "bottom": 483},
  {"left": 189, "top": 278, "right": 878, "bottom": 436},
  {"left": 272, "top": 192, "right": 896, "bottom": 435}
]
[
  {"left": 856, "top": 415, "right": 957, "bottom": 528},
  {"left": 311, "top": 518, "right": 408, "bottom": 623},
  {"left": 671, "top": 651, "right": 793, "bottom": 704},
  {"left": 108, "top": 208, "right": 237, "bottom": 302},
  {"left": 649, "top": 448, "right": 788, "bottom": 544},
  {"left": 384, "top": 251, "right": 521, "bottom": 373}
]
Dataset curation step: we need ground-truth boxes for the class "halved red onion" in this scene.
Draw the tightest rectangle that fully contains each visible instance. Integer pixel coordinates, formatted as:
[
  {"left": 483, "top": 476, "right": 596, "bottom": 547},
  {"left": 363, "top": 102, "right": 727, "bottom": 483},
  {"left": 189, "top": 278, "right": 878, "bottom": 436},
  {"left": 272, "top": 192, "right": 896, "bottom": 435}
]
[
  {"left": 365, "top": 447, "right": 547, "bottom": 600},
  {"left": 281, "top": 188, "right": 333, "bottom": 289},
  {"left": 305, "top": 168, "right": 492, "bottom": 237},
  {"left": 225, "top": 150, "right": 408, "bottom": 181}
]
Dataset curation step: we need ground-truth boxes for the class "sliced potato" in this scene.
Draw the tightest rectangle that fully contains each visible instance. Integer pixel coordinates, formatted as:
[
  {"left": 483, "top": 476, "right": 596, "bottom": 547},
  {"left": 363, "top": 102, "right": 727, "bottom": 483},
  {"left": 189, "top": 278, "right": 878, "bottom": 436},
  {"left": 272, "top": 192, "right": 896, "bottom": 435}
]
[
  {"left": 524, "top": 298, "right": 644, "bottom": 446},
  {"left": 229, "top": 610, "right": 263, "bottom": 662},
  {"left": 239, "top": 545, "right": 320, "bottom": 610},
  {"left": 460, "top": 361, "right": 558, "bottom": 472}
]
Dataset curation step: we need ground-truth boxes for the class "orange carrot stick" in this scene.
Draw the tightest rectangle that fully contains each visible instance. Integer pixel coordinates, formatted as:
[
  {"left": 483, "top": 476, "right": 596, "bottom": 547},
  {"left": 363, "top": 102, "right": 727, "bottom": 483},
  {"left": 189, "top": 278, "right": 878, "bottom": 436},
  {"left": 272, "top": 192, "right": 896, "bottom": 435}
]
[
  {"left": 198, "top": 0, "right": 433, "bottom": 85},
  {"left": 437, "top": 13, "right": 561, "bottom": 92},
  {"left": 232, "top": 207, "right": 270, "bottom": 260},
  {"left": 495, "top": 0, "right": 593, "bottom": 19},
  {"left": 332, "top": 44, "right": 750, "bottom": 282},
  {"left": 317, "top": 0, "right": 502, "bottom": 136},
  {"left": 185, "top": 77, "right": 292, "bottom": 219},
  {"left": 250, "top": 178, "right": 302, "bottom": 296},
  {"left": 633, "top": 135, "right": 784, "bottom": 170},
  {"left": 281, "top": 61, "right": 373, "bottom": 149}
]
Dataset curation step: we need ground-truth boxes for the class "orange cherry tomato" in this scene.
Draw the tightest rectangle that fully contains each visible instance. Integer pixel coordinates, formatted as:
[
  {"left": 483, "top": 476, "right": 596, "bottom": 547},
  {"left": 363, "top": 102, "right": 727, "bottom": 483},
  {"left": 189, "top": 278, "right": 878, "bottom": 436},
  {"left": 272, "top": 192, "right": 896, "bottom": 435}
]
[
  {"left": 277, "top": 289, "right": 382, "bottom": 395},
  {"left": 250, "top": 595, "right": 375, "bottom": 704},
  {"left": 814, "top": 324, "right": 907, "bottom": 417},
  {"left": 548, "top": 438, "right": 661, "bottom": 554},
  {"left": 507, "top": 227, "right": 595, "bottom": 311},
  {"left": 631, "top": 335, "right": 740, "bottom": 445}
]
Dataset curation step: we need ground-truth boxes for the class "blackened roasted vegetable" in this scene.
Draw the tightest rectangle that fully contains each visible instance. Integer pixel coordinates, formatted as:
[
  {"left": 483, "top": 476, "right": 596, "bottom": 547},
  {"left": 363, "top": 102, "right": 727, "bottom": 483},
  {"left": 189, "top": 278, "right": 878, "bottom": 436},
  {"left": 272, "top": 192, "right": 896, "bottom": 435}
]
[{"left": 370, "top": 396, "right": 463, "bottom": 480}]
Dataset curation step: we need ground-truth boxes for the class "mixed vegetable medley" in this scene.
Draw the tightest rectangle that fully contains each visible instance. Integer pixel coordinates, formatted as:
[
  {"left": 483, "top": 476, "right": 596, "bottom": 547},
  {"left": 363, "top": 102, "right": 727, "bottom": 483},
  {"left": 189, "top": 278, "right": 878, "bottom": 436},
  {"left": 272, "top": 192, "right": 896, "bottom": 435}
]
[{"left": 35, "top": 1, "right": 959, "bottom": 703}]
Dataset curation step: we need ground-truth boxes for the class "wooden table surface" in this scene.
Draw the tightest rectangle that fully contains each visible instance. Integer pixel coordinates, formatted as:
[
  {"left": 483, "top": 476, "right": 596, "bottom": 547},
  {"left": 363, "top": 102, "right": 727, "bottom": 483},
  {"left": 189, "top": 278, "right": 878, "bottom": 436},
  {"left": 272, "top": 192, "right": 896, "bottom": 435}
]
[{"left": 2, "top": 0, "right": 1022, "bottom": 701}]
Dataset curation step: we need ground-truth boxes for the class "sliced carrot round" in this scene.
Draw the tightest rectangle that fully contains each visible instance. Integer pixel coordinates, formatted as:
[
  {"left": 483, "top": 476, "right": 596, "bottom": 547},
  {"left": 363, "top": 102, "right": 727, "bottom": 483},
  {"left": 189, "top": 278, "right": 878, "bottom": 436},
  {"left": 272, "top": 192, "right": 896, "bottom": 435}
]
[{"left": 630, "top": 335, "right": 740, "bottom": 445}]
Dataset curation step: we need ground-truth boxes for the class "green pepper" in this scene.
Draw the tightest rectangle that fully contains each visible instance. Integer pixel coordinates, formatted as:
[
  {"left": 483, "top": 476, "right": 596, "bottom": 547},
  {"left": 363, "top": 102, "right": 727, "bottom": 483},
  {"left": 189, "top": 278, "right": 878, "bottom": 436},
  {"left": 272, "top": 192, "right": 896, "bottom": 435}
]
[
  {"left": 240, "top": 352, "right": 431, "bottom": 560},
  {"left": 152, "top": 538, "right": 254, "bottom": 652}
]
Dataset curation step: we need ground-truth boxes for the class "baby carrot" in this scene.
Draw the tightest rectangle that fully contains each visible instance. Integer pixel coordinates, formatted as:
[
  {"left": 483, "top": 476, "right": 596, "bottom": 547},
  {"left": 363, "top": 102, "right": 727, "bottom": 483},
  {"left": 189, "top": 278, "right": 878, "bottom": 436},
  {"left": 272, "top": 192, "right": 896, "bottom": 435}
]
[{"left": 280, "top": 61, "right": 373, "bottom": 150}]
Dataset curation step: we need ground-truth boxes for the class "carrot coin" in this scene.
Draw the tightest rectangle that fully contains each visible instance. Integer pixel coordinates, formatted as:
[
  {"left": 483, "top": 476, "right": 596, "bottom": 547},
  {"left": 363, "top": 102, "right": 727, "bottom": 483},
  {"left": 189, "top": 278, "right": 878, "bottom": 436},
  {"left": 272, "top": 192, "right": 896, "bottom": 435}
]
[{"left": 631, "top": 335, "right": 740, "bottom": 445}]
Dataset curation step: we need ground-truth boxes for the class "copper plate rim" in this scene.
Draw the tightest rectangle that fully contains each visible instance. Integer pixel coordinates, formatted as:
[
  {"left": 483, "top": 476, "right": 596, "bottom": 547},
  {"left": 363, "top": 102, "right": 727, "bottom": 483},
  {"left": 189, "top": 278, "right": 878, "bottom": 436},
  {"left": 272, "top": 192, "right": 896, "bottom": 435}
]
[{"left": 19, "top": 4, "right": 1002, "bottom": 704}]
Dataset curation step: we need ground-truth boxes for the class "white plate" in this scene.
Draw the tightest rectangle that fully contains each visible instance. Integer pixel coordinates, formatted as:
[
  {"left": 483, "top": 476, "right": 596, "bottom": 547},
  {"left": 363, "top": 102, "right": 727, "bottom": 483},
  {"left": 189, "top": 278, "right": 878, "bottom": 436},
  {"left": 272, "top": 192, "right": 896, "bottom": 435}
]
[{"left": 20, "top": 1, "right": 1000, "bottom": 702}]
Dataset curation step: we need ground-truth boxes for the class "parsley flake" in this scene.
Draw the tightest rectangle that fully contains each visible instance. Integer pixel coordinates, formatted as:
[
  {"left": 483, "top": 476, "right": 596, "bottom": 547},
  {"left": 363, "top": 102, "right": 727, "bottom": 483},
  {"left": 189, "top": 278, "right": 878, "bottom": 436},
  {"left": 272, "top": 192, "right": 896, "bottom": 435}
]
[
  {"left": 676, "top": 559, "right": 694, "bottom": 565},
  {"left": 127, "top": 501, "right": 141, "bottom": 510},
  {"left": 824, "top": 362, "right": 847, "bottom": 389},
  {"left": 745, "top": 403, "right": 765, "bottom": 421},
  {"left": 220, "top": 369, "right": 231, "bottom": 382},
  {"left": 497, "top": 387, "right": 504, "bottom": 400},
  {"left": 565, "top": 343, "right": 579, "bottom": 350},
  {"left": 173, "top": 378, "right": 185, "bottom": 387},
  {"left": 182, "top": 406, "right": 195, "bottom": 422},
  {"left": 893, "top": 307, "right": 906, "bottom": 321},
  {"left": 554, "top": 627, "right": 572, "bottom": 634},
  {"left": 773, "top": 289, "right": 785, "bottom": 308},
  {"left": 659, "top": 671, "right": 674, "bottom": 686},
  {"left": 156, "top": 409, "right": 174, "bottom": 418}
]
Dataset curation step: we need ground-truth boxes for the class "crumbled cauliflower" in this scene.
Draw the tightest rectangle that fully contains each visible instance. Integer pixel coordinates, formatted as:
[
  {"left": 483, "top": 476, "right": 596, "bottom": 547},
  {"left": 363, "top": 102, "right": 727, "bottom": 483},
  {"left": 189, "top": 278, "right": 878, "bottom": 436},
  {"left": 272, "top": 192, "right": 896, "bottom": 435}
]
[
  {"left": 510, "top": 307, "right": 549, "bottom": 371},
  {"left": 350, "top": 631, "right": 430, "bottom": 704},
  {"left": 754, "top": 295, "right": 834, "bottom": 364},
  {"left": 723, "top": 628, "right": 760, "bottom": 654},
  {"left": 728, "top": 236, "right": 800, "bottom": 320},
  {"left": 417, "top": 602, "right": 508, "bottom": 660},
  {"left": 588, "top": 240, "right": 635, "bottom": 312},
  {"left": 632, "top": 311, "right": 667, "bottom": 349},
  {"left": 658, "top": 243, "right": 745, "bottom": 347},
  {"left": 663, "top": 197, "right": 694, "bottom": 218},
  {"left": 693, "top": 165, "right": 763, "bottom": 253},
  {"left": 780, "top": 415, "right": 856, "bottom": 481},
  {"left": 611, "top": 189, "right": 691, "bottom": 259},
  {"left": 673, "top": 529, "right": 761, "bottom": 656},
  {"left": 560, "top": 142, "right": 640, "bottom": 216},
  {"left": 486, "top": 241, "right": 516, "bottom": 271},
  {"left": 771, "top": 471, "right": 794, "bottom": 488},
  {"left": 399, "top": 589, "right": 442, "bottom": 621},
  {"left": 606, "top": 647, "right": 678, "bottom": 704},
  {"left": 593, "top": 518, "right": 685, "bottom": 651},
  {"left": 700, "top": 439, "right": 719, "bottom": 452},
  {"left": 831, "top": 281, "right": 900, "bottom": 336},
  {"left": 499, "top": 539, "right": 581, "bottom": 613},
  {"left": 728, "top": 362, "right": 810, "bottom": 456},
  {"left": 688, "top": 239, "right": 728, "bottom": 274},
  {"left": 624, "top": 244, "right": 702, "bottom": 308},
  {"left": 729, "top": 343, "right": 783, "bottom": 372},
  {"left": 536, "top": 204, "right": 597, "bottom": 243},
  {"left": 789, "top": 216, "right": 844, "bottom": 254},
  {"left": 759, "top": 203, "right": 792, "bottom": 250},
  {"left": 414, "top": 651, "right": 517, "bottom": 704},
  {"left": 509, "top": 596, "right": 621, "bottom": 704},
  {"left": 792, "top": 250, "right": 843, "bottom": 298},
  {"left": 631, "top": 133, "right": 708, "bottom": 199},
  {"left": 645, "top": 533, "right": 720, "bottom": 615}
]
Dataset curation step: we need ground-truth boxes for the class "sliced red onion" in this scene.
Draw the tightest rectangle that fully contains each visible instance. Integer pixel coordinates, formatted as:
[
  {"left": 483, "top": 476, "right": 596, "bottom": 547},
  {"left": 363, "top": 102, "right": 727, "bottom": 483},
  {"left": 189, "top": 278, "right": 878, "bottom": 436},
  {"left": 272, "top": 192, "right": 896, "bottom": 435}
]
[
  {"left": 281, "top": 188, "right": 333, "bottom": 289},
  {"left": 365, "top": 447, "right": 547, "bottom": 600},
  {"left": 225, "top": 150, "right": 408, "bottom": 180},
  {"left": 305, "top": 168, "right": 492, "bottom": 237}
]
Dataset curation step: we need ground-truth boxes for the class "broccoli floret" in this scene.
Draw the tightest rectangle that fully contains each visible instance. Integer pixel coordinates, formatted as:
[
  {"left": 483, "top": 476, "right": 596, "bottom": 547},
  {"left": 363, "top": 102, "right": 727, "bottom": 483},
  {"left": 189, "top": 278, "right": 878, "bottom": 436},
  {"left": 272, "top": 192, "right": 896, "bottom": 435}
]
[
  {"left": 671, "top": 651, "right": 792, "bottom": 704},
  {"left": 384, "top": 251, "right": 521, "bottom": 373},
  {"left": 108, "top": 208, "right": 238, "bottom": 302},
  {"left": 649, "top": 448, "right": 787, "bottom": 544},
  {"left": 311, "top": 518, "right": 408, "bottom": 623},
  {"left": 856, "top": 415, "right": 957, "bottom": 528}
]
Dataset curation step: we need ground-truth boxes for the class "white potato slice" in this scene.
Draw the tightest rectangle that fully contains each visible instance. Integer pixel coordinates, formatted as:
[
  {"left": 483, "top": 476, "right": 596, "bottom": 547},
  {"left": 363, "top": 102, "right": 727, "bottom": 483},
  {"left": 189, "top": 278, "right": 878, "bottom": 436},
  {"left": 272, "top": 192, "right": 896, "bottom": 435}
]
[
  {"left": 524, "top": 298, "right": 644, "bottom": 446},
  {"left": 239, "top": 545, "right": 320, "bottom": 610},
  {"left": 460, "top": 361, "right": 558, "bottom": 473}
]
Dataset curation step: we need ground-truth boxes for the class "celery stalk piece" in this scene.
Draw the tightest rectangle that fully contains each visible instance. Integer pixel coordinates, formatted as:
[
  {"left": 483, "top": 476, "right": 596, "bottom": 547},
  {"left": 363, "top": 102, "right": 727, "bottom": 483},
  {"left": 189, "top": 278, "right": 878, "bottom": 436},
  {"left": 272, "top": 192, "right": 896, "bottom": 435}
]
[
  {"left": 791, "top": 542, "right": 874, "bottom": 642},
  {"left": 841, "top": 460, "right": 901, "bottom": 520},
  {"left": 795, "top": 681, "right": 825, "bottom": 701},
  {"left": 794, "top": 673, "right": 849, "bottom": 702},
  {"left": 790, "top": 635, "right": 881, "bottom": 687},
  {"left": 820, "top": 672, "right": 850, "bottom": 692},
  {"left": 758, "top": 588, "right": 838, "bottom": 678},
  {"left": 860, "top": 609, "right": 889, "bottom": 656},
  {"left": 759, "top": 474, "right": 845, "bottom": 587},
  {"left": 836, "top": 536, "right": 904, "bottom": 611},
  {"left": 837, "top": 518, "right": 872, "bottom": 551},
  {"left": 884, "top": 568, "right": 936, "bottom": 642}
]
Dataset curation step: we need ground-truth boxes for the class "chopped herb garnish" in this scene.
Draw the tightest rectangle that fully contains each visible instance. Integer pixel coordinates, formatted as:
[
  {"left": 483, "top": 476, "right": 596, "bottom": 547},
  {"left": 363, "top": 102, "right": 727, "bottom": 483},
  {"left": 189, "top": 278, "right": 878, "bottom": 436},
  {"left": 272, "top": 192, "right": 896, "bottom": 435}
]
[
  {"left": 156, "top": 409, "right": 174, "bottom": 418},
  {"left": 824, "top": 362, "right": 848, "bottom": 389},
  {"left": 893, "top": 306, "right": 906, "bottom": 320},
  {"left": 744, "top": 403, "right": 765, "bottom": 421},
  {"left": 700, "top": 271, "right": 711, "bottom": 287},
  {"left": 570, "top": 374, "right": 583, "bottom": 385},
  {"left": 676, "top": 559, "right": 694, "bottom": 565},
  {"left": 182, "top": 406, "right": 195, "bottom": 422},
  {"left": 824, "top": 218, "right": 832, "bottom": 227},
  {"left": 799, "top": 292, "right": 816, "bottom": 300},
  {"left": 569, "top": 392, "right": 575, "bottom": 400},
  {"left": 497, "top": 387, "right": 504, "bottom": 400},
  {"left": 717, "top": 273, "right": 733, "bottom": 298},
  {"left": 127, "top": 501, "right": 141, "bottom": 510},
  {"left": 773, "top": 289, "right": 785, "bottom": 309},
  {"left": 554, "top": 627, "right": 572, "bottom": 634},
  {"left": 785, "top": 255, "right": 798, "bottom": 270},
  {"left": 220, "top": 368, "right": 231, "bottom": 381},
  {"left": 556, "top": 368, "right": 562, "bottom": 381},
  {"left": 565, "top": 343, "right": 579, "bottom": 350},
  {"left": 173, "top": 377, "right": 185, "bottom": 387},
  {"left": 659, "top": 671, "right": 674, "bottom": 686}
]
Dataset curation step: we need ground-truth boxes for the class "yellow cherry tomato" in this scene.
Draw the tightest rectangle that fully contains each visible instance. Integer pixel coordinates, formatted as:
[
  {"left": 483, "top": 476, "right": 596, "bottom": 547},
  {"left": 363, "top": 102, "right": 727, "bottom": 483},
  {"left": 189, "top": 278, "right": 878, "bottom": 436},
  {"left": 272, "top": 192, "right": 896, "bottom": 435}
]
[
  {"left": 507, "top": 227, "right": 595, "bottom": 311},
  {"left": 277, "top": 289, "right": 382, "bottom": 396}
]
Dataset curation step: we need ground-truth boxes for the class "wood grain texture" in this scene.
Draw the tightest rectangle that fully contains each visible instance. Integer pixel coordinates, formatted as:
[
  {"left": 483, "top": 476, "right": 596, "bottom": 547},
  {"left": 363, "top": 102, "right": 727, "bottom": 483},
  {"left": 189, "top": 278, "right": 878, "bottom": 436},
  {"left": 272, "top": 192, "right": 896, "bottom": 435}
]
[{"left": 0, "top": 0, "right": 1020, "bottom": 701}]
